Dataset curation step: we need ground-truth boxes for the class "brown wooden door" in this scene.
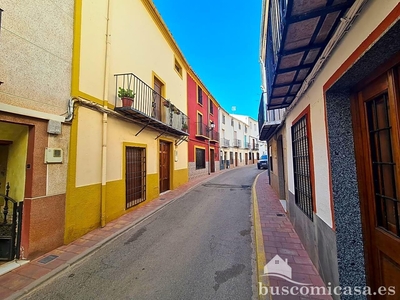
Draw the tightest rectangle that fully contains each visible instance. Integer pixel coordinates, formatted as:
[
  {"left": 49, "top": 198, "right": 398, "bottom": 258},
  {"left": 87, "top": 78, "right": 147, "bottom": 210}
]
[
  {"left": 153, "top": 77, "right": 163, "bottom": 121},
  {"left": 159, "top": 141, "right": 170, "bottom": 193},
  {"left": 235, "top": 152, "right": 238, "bottom": 167},
  {"left": 245, "top": 153, "right": 248, "bottom": 165},
  {"left": 210, "top": 149, "right": 215, "bottom": 173},
  {"left": 352, "top": 68, "right": 400, "bottom": 295}
]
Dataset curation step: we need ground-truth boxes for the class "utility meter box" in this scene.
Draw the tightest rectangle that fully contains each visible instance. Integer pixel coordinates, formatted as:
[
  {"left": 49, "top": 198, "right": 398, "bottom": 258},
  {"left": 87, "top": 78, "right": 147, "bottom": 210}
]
[{"left": 45, "top": 148, "right": 63, "bottom": 164}]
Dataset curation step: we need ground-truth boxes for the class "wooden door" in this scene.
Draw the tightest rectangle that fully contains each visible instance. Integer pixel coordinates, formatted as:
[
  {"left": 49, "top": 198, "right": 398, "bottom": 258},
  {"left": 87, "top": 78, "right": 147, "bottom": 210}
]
[
  {"left": 210, "top": 149, "right": 215, "bottom": 173},
  {"left": 159, "top": 141, "right": 170, "bottom": 193},
  {"left": 153, "top": 77, "right": 163, "bottom": 121},
  {"left": 235, "top": 152, "right": 238, "bottom": 167},
  {"left": 245, "top": 153, "right": 248, "bottom": 165},
  {"left": 352, "top": 68, "right": 400, "bottom": 295}
]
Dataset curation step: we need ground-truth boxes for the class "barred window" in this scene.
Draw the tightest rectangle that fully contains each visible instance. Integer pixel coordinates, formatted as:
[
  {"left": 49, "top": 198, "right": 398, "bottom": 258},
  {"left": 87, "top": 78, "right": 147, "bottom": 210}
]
[
  {"left": 196, "top": 148, "right": 206, "bottom": 169},
  {"left": 292, "top": 114, "right": 314, "bottom": 220}
]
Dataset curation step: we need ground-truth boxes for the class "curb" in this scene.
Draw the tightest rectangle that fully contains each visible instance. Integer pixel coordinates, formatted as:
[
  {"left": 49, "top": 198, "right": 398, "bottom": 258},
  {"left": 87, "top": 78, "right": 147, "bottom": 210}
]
[
  {"left": 8, "top": 169, "right": 232, "bottom": 300},
  {"left": 252, "top": 171, "right": 271, "bottom": 300}
]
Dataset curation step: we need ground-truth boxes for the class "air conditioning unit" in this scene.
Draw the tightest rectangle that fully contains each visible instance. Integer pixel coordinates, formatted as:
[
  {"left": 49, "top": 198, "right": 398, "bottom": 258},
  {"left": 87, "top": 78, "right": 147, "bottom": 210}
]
[{"left": 45, "top": 148, "right": 63, "bottom": 164}]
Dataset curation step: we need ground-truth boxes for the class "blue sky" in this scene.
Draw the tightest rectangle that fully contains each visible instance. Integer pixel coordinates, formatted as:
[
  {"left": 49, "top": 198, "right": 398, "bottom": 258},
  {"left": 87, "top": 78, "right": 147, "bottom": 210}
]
[{"left": 152, "top": 0, "right": 262, "bottom": 120}]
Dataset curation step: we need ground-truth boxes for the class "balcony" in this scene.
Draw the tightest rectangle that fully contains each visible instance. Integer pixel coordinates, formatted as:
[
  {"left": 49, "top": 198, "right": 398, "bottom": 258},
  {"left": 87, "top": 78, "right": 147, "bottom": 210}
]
[
  {"left": 258, "top": 93, "right": 286, "bottom": 141},
  {"left": 263, "top": 0, "right": 355, "bottom": 110},
  {"left": 253, "top": 143, "right": 259, "bottom": 151},
  {"left": 209, "top": 130, "right": 219, "bottom": 143},
  {"left": 114, "top": 73, "right": 189, "bottom": 137},
  {"left": 195, "top": 122, "right": 210, "bottom": 139},
  {"left": 233, "top": 139, "right": 241, "bottom": 148},
  {"left": 245, "top": 142, "right": 251, "bottom": 149},
  {"left": 221, "top": 138, "right": 230, "bottom": 148}
]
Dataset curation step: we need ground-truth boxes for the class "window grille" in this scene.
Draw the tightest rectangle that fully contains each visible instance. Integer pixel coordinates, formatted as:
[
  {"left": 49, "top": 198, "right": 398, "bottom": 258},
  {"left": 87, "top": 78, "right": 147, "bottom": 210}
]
[
  {"left": 125, "top": 147, "right": 146, "bottom": 208},
  {"left": 292, "top": 115, "right": 313, "bottom": 220}
]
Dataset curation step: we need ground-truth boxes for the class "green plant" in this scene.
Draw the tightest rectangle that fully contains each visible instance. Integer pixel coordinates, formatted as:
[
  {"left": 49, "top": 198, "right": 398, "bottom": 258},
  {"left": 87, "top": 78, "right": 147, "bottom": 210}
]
[
  {"left": 181, "top": 123, "right": 188, "bottom": 131},
  {"left": 118, "top": 87, "right": 135, "bottom": 98}
]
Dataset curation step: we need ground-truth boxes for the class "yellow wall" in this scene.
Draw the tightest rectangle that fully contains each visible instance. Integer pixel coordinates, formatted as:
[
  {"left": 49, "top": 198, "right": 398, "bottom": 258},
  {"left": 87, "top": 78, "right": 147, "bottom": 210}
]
[
  {"left": 0, "top": 146, "right": 9, "bottom": 196},
  {"left": 6, "top": 128, "right": 28, "bottom": 202}
]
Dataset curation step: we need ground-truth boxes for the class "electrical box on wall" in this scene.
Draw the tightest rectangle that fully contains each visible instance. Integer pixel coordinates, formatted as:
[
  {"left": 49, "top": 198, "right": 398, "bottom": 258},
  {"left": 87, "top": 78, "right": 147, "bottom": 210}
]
[{"left": 45, "top": 148, "right": 63, "bottom": 164}]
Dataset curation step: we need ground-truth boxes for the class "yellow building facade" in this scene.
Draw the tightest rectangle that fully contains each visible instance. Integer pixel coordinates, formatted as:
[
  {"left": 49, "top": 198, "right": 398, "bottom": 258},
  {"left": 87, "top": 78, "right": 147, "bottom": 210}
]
[{"left": 66, "top": 0, "right": 190, "bottom": 242}]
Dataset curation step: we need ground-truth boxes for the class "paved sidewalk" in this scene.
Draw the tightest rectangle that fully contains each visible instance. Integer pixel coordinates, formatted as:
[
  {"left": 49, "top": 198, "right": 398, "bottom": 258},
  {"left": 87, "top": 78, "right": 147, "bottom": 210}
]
[
  {"left": 253, "top": 171, "right": 331, "bottom": 300},
  {"left": 0, "top": 168, "right": 231, "bottom": 300}
]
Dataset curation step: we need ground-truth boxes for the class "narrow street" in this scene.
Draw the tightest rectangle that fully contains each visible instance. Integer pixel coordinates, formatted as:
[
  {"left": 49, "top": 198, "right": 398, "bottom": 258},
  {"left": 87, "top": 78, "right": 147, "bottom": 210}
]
[{"left": 23, "top": 166, "right": 262, "bottom": 300}]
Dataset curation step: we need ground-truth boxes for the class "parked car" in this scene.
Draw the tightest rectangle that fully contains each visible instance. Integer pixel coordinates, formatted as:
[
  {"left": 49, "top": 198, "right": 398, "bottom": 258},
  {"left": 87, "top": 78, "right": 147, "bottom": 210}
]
[{"left": 257, "top": 155, "right": 268, "bottom": 169}]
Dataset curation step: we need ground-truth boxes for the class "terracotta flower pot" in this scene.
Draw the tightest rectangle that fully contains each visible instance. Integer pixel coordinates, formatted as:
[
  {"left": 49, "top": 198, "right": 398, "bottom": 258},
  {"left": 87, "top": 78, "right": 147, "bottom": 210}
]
[{"left": 121, "top": 97, "right": 134, "bottom": 107}]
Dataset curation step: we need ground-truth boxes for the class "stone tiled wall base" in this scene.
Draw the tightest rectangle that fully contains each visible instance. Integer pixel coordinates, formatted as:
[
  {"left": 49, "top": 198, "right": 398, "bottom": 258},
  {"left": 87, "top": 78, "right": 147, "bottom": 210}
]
[
  {"left": 288, "top": 192, "right": 340, "bottom": 300},
  {"left": 22, "top": 194, "right": 66, "bottom": 259},
  {"left": 188, "top": 162, "right": 209, "bottom": 180}
]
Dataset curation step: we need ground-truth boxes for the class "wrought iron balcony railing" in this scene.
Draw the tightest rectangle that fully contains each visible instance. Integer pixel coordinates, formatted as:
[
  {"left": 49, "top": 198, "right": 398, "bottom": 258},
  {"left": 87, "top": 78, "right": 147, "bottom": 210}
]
[
  {"left": 221, "top": 138, "right": 230, "bottom": 148},
  {"left": 258, "top": 92, "right": 286, "bottom": 141},
  {"left": 245, "top": 142, "right": 251, "bottom": 149},
  {"left": 253, "top": 143, "right": 259, "bottom": 150},
  {"left": 114, "top": 73, "right": 189, "bottom": 136},
  {"left": 195, "top": 122, "right": 210, "bottom": 139},
  {"left": 209, "top": 130, "right": 219, "bottom": 142},
  {"left": 233, "top": 139, "right": 241, "bottom": 148}
]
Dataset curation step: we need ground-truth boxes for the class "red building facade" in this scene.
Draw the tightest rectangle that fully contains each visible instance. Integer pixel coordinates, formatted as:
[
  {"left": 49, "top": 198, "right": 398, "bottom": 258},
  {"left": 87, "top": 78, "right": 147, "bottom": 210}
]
[{"left": 187, "top": 73, "right": 220, "bottom": 179}]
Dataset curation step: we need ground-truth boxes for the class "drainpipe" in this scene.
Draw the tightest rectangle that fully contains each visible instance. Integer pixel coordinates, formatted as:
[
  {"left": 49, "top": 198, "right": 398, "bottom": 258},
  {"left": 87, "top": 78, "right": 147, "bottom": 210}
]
[
  {"left": 207, "top": 94, "right": 211, "bottom": 175},
  {"left": 100, "top": 0, "right": 111, "bottom": 227}
]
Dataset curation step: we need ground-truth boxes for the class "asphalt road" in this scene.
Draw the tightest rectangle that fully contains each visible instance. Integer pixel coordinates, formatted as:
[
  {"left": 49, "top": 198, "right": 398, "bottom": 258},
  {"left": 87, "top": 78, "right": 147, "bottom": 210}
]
[{"left": 23, "top": 166, "right": 263, "bottom": 300}]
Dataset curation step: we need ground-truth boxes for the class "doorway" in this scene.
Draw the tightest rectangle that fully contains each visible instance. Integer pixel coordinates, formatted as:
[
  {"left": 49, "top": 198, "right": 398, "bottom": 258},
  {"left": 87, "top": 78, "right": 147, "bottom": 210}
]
[
  {"left": 153, "top": 77, "right": 164, "bottom": 122},
  {"left": 125, "top": 146, "right": 146, "bottom": 208},
  {"left": 352, "top": 67, "right": 400, "bottom": 292},
  {"left": 210, "top": 148, "right": 215, "bottom": 173},
  {"left": 159, "top": 141, "right": 170, "bottom": 193},
  {"left": 245, "top": 153, "right": 248, "bottom": 165},
  {"left": 235, "top": 152, "right": 238, "bottom": 167}
]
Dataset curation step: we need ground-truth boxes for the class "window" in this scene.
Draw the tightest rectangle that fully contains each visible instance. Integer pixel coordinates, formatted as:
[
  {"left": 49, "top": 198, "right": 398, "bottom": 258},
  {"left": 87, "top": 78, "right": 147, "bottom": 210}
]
[
  {"left": 231, "top": 119, "right": 234, "bottom": 127},
  {"left": 198, "top": 86, "right": 203, "bottom": 105},
  {"left": 245, "top": 126, "right": 247, "bottom": 133},
  {"left": 209, "top": 98, "right": 214, "bottom": 114},
  {"left": 222, "top": 115, "right": 225, "bottom": 124},
  {"left": 292, "top": 114, "right": 313, "bottom": 220},
  {"left": 196, "top": 148, "right": 206, "bottom": 169},
  {"left": 197, "top": 113, "right": 203, "bottom": 135},
  {"left": 239, "top": 123, "right": 241, "bottom": 130},
  {"left": 174, "top": 58, "right": 182, "bottom": 77}
]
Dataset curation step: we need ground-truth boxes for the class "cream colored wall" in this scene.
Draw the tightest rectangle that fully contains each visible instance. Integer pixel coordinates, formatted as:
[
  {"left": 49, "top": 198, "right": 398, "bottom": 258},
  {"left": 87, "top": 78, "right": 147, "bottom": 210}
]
[
  {"left": 0, "top": 0, "right": 73, "bottom": 115},
  {"left": 284, "top": 0, "right": 399, "bottom": 227},
  {"left": 79, "top": 0, "right": 187, "bottom": 112},
  {"left": 75, "top": 107, "right": 103, "bottom": 187}
]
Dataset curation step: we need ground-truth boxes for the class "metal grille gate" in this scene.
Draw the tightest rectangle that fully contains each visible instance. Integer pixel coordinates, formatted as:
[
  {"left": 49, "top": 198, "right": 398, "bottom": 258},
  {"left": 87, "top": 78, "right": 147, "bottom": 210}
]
[
  {"left": 0, "top": 183, "right": 23, "bottom": 261},
  {"left": 126, "top": 147, "right": 146, "bottom": 209}
]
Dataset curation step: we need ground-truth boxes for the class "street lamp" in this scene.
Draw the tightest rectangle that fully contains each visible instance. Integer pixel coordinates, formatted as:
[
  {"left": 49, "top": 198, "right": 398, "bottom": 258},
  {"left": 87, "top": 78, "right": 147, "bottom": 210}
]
[{"left": 207, "top": 121, "right": 215, "bottom": 131}]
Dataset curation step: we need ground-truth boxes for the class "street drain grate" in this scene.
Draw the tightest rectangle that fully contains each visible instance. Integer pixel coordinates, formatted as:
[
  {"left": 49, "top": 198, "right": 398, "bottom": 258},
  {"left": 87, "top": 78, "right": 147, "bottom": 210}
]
[
  {"left": 202, "top": 183, "right": 251, "bottom": 189},
  {"left": 159, "top": 198, "right": 165, "bottom": 201},
  {"left": 38, "top": 254, "right": 59, "bottom": 264},
  {"left": 276, "top": 213, "right": 285, "bottom": 217}
]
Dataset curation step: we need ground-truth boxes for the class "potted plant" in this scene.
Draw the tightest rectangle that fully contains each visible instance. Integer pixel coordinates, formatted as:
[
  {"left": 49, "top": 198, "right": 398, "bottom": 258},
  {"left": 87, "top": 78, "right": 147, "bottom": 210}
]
[
  {"left": 181, "top": 123, "right": 188, "bottom": 132},
  {"left": 118, "top": 87, "right": 135, "bottom": 107}
]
